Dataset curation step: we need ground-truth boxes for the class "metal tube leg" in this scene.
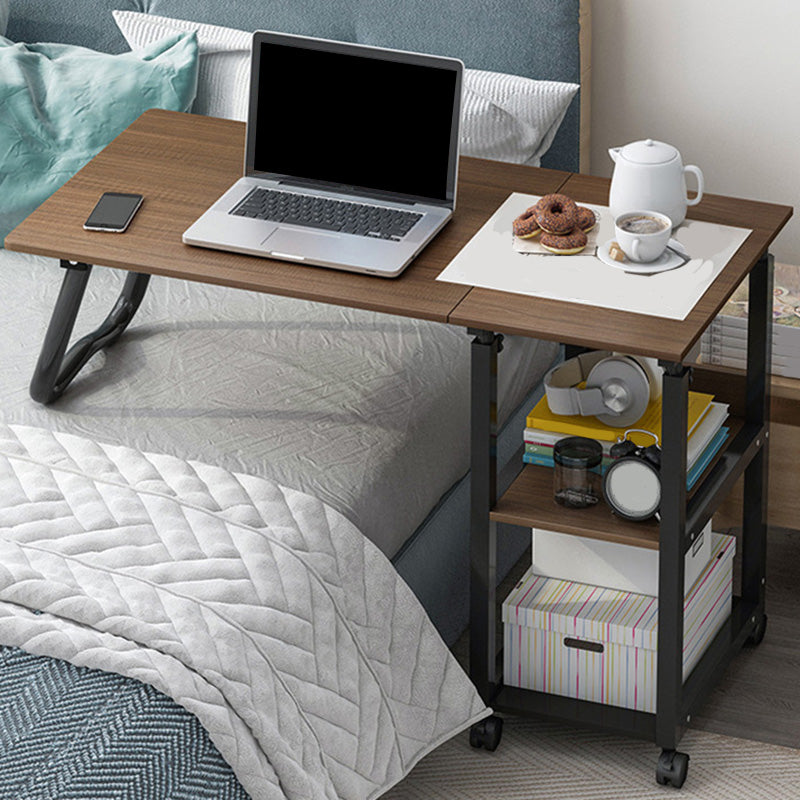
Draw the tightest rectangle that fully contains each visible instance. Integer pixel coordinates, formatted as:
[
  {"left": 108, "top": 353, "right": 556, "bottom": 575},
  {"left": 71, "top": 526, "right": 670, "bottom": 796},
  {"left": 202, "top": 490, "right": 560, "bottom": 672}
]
[
  {"left": 30, "top": 261, "right": 150, "bottom": 404},
  {"left": 469, "top": 328, "right": 503, "bottom": 703},
  {"left": 656, "top": 361, "right": 690, "bottom": 751},
  {"left": 741, "top": 252, "right": 772, "bottom": 612}
]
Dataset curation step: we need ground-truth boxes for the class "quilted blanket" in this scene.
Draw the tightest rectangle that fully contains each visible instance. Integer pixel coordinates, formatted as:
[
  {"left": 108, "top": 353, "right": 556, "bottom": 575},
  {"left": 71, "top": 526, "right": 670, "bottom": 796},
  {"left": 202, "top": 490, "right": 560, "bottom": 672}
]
[{"left": 0, "top": 424, "right": 489, "bottom": 800}]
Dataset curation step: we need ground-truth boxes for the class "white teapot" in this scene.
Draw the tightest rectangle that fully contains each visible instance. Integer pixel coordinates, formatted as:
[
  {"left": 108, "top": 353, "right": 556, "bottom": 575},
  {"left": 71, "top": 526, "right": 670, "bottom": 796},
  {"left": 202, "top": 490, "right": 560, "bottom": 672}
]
[{"left": 608, "top": 139, "right": 704, "bottom": 228}]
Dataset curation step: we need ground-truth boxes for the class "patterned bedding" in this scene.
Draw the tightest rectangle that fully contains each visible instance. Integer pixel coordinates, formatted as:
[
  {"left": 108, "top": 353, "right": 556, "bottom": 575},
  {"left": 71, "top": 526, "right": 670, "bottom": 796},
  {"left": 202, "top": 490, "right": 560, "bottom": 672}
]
[{"left": 0, "top": 424, "right": 489, "bottom": 799}]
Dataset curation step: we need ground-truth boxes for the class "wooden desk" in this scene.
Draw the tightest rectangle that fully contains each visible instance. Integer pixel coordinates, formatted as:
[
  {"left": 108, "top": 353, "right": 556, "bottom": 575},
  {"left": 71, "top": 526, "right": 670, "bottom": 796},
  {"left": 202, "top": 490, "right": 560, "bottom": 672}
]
[
  {"left": 5, "top": 108, "right": 790, "bottom": 361},
  {"left": 5, "top": 109, "right": 570, "bottom": 324},
  {"left": 5, "top": 108, "right": 793, "bottom": 787}
]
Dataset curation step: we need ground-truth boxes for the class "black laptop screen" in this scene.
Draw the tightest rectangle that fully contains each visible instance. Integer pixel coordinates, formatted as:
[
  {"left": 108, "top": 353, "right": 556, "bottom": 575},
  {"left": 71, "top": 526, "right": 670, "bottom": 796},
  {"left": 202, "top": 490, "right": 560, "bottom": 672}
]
[{"left": 251, "top": 40, "right": 459, "bottom": 202}]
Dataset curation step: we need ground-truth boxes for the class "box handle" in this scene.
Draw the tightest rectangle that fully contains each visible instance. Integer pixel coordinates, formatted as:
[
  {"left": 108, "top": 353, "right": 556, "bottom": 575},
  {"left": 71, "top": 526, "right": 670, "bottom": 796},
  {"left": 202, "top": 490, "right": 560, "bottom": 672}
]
[{"left": 564, "top": 637, "right": 604, "bottom": 653}]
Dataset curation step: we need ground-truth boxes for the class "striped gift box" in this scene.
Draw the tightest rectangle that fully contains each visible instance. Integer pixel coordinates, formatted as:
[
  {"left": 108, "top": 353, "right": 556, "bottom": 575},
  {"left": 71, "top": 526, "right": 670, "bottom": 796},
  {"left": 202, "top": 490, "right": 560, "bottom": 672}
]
[{"left": 502, "top": 533, "right": 735, "bottom": 713}]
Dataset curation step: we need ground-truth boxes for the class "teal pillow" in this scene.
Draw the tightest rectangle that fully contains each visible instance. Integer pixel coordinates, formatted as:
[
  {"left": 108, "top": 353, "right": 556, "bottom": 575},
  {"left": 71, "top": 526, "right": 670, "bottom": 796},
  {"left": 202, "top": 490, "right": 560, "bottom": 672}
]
[{"left": 0, "top": 32, "right": 198, "bottom": 245}]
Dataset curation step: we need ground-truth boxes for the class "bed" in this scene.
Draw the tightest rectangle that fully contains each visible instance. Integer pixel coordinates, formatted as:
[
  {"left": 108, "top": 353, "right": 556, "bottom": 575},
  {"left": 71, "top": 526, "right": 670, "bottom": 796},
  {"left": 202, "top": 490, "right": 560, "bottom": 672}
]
[{"left": 0, "top": 1, "right": 589, "bottom": 797}]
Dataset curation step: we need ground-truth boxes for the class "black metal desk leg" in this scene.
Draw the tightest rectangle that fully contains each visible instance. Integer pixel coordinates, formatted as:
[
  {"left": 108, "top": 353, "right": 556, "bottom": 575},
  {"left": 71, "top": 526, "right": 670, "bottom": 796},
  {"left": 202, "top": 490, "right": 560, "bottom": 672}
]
[
  {"left": 30, "top": 260, "right": 150, "bottom": 404},
  {"left": 656, "top": 362, "right": 690, "bottom": 757},
  {"left": 469, "top": 328, "right": 503, "bottom": 703},
  {"left": 741, "top": 252, "right": 773, "bottom": 630}
]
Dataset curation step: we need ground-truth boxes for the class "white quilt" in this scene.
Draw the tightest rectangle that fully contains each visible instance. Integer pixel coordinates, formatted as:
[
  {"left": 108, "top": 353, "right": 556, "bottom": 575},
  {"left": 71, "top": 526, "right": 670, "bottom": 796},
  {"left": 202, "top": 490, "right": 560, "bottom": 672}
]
[{"left": 0, "top": 424, "right": 489, "bottom": 800}]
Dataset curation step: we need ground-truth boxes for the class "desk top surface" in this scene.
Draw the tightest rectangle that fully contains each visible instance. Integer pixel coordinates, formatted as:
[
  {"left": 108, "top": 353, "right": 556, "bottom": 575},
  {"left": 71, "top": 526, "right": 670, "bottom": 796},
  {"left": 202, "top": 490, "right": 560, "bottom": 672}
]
[{"left": 6, "top": 110, "right": 792, "bottom": 362}]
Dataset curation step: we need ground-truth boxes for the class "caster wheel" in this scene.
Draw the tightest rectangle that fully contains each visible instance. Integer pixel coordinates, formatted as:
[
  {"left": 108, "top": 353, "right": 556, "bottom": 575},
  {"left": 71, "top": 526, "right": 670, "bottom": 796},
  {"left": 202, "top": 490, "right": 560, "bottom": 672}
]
[
  {"left": 656, "top": 749, "right": 689, "bottom": 788},
  {"left": 746, "top": 613, "right": 768, "bottom": 647},
  {"left": 469, "top": 716, "right": 503, "bottom": 752}
]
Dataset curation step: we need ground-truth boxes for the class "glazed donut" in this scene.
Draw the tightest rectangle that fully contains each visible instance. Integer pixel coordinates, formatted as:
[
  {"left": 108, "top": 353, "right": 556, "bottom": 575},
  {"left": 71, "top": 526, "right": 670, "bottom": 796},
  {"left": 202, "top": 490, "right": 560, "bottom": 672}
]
[
  {"left": 576, "top": 206, "right": 597, "bottom": 233},
  {"left": 535, "top": 194, "right": 579, "bottom": 235},
  {"left": 540, "top": 229, "right": 588, "bottom": 255},
  {"left": 512, "top": 206, "right": 541, "bottom": 238}
]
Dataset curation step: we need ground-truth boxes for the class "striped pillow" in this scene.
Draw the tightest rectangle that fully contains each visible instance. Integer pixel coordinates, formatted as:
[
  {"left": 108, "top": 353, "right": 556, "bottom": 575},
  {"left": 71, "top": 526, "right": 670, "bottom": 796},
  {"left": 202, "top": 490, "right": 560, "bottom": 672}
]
[{"left": 113, "top": 10, "right": 578, "bottom": 166}]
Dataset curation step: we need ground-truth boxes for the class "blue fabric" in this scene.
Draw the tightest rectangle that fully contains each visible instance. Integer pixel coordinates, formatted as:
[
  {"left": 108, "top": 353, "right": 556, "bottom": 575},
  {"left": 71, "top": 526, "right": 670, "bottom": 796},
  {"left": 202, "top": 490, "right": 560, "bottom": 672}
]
[
  {"left": 394, "top": 376, "right": 549, "bottom": 645},
  {"left": 6, "top": 0, "right": 581, "bottom": 171},
  {"left": 0, "top": 646, "right": 249, "bottom": 799},
  {"left": 0, "top": 31, "right": 198, "bottom": 245}
]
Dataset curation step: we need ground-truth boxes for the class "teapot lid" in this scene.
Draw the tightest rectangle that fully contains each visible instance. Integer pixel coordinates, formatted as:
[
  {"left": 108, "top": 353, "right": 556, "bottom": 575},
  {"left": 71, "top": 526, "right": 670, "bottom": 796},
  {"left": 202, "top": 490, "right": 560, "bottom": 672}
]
[{"left": 619, "top": 138, "right": 679, "bottom": 165}]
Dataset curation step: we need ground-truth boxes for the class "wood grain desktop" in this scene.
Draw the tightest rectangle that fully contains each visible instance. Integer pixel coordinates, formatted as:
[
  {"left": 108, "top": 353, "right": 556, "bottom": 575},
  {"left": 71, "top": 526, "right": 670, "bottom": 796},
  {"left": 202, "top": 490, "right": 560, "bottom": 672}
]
[{"left": 6, "top": 109, "right": 791, "bottom": 365}]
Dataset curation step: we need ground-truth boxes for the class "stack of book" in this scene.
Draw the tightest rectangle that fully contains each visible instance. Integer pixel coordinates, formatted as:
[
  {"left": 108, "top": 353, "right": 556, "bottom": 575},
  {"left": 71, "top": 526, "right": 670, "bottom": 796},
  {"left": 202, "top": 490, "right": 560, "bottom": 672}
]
[
  {"left": 524, "top": 389, "right": 729, "bottom": 490},
  {"left": 699, "top": 262, "right": 800, "bottom": 379}
]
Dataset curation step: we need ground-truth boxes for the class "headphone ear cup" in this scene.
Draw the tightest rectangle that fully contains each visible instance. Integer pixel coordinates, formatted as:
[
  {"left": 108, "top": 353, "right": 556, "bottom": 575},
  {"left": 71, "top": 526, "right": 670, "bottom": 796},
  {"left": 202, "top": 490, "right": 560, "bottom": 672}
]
[
  {"left": 628, "top": 355, "right": 663, "bottom": 403},
  {"left": 585, "top": 356, "right": 651, "bottom": 427}
]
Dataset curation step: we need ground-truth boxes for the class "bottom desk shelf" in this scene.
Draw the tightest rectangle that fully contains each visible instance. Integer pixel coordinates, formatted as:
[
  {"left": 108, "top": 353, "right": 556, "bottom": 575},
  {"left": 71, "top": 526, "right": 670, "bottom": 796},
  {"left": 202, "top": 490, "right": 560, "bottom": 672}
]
[{"left": 490, "top": 596, "right": 761, "bottom": 742}]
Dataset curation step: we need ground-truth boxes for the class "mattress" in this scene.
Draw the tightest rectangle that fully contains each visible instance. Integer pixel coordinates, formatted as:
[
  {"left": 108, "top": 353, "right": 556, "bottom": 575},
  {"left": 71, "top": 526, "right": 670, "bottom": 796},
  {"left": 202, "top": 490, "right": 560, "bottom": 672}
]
[{"left": 0, "top": 249, "right": 558, "bottom": 559}]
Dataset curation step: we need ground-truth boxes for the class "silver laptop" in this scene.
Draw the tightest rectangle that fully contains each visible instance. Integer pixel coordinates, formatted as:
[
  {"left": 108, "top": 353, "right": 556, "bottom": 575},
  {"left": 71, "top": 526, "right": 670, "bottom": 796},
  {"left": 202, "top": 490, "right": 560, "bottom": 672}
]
[{"left": 183, "top": 31, "right": 463, "bottom": 278}]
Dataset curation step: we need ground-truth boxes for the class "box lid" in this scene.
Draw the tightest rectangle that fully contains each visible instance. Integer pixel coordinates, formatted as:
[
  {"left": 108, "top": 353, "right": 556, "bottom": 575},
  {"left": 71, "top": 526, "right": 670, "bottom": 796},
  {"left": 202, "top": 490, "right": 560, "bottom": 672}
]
[{"left": 502, "top": 532, "right": 735, "bottom": 651}]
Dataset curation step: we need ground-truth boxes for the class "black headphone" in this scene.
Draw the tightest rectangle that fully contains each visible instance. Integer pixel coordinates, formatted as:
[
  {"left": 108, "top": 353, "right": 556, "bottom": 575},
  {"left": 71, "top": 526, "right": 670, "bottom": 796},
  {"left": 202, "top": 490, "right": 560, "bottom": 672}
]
[{"left": 602, "top": 430, "right": 662, "bottom": 521}]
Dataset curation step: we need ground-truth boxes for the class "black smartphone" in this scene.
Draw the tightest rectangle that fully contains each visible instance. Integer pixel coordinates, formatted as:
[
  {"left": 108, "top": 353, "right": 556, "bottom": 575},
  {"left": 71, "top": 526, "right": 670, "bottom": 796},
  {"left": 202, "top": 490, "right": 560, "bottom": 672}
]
[{"left": 84, "top": 192, "right": 144, "bottom": 232}]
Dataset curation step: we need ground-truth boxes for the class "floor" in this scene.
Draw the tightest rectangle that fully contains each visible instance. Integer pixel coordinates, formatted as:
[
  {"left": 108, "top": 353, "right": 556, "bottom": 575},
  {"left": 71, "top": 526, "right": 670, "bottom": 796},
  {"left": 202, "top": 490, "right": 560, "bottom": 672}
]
[
  {"left": 690, "top": 525, "right": 800, "bottom": 749},
  {"left": 452, "top": 524, "right": 800, "bottom": 751}
]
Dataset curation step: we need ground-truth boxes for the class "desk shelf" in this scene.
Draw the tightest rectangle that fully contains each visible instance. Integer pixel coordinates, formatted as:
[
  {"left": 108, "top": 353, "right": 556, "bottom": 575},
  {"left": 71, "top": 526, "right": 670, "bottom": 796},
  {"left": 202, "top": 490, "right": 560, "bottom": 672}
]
[
  {"left": 492, "top": 463, "right": 659, "bottom": 548},
  {"left": 491, "top": 418, "right": 745, "bottom": 551}
]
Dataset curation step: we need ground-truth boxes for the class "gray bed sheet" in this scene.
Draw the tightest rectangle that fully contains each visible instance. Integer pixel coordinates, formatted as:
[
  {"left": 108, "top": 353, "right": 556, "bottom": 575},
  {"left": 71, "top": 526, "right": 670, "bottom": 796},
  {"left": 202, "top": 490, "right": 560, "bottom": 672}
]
[{"left": 0, "top": 250, "right": 558, "bottom": 558}]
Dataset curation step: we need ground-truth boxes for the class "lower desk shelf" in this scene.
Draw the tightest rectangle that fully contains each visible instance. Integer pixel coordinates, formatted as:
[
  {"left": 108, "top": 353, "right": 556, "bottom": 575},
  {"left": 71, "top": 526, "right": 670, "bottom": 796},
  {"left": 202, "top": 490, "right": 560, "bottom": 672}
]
[
  {"left": 491, "top": 417, "right": 744, "bottom": 550},
  {"left": 492, "top": 596, "right": 759, "bottom": 737}
]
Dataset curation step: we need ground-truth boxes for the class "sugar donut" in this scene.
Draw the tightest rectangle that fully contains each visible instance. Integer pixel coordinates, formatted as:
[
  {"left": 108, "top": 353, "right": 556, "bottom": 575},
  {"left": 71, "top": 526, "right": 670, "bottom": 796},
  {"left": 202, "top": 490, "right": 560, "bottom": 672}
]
[
  {"left": 540, "top": 229, "right": 588, "bottom": 255},
  {"left": 576, "top": 206, "right": 597, "bottom": 232},
  {"left": 512, "top": 206, "right": 541, "bottom": 238},
  {"left": 536, "top": 194, "right": 579, "bottom": 235}
]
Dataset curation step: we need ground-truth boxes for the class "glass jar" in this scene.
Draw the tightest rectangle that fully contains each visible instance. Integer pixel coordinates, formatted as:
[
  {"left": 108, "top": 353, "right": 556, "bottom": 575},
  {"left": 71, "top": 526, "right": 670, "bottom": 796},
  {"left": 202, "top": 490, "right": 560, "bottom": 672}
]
[{"left": 553, "top": 436, "right": 603, "bottom": 509}]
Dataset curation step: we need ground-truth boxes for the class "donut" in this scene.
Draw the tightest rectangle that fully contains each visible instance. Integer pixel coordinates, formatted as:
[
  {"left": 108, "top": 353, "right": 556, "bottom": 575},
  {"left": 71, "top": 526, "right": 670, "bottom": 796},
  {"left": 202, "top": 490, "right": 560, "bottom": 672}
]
[
  {"left": 512, "top": 206, "right": 541, "bottom": 238},
  {"left": 576, "top": 206, "right": 597, "bottom": 233},
  {"left": 540, "top": 229, "right": 588, "bottom": 255},
  {"left": 535, "top": 194, "right": 579, "bottom": 235}
]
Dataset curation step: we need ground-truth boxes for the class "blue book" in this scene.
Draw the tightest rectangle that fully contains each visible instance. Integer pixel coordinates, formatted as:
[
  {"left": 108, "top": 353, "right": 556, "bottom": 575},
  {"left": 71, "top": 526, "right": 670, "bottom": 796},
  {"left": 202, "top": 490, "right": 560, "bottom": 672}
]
[{"left": 523, "top": 426, "right": 730, "bottom": 490}]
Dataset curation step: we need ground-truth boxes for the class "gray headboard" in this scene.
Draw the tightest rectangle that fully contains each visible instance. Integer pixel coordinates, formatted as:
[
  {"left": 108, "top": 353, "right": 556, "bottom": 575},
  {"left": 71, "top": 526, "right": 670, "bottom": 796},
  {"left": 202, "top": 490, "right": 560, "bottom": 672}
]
[{"left": 7, "top": 0, "right": 584, "bottom": 171}]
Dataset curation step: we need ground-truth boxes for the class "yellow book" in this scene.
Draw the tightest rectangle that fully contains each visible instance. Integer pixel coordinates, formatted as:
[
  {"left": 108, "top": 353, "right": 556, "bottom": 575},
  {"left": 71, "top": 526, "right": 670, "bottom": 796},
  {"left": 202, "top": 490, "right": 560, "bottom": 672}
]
[{"left": 526, "top": 390, "right": 714, "bottom": 446}]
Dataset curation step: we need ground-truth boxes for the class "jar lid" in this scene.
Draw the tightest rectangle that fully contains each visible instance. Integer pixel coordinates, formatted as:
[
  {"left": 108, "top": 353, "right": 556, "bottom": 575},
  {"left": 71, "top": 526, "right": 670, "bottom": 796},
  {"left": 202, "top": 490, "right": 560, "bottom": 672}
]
[
  {"left": 619, "top": 138, "right": 678, "bottom": 165},
  {"left": 553, "top": 436, "right": 603, "bottom": 469}
]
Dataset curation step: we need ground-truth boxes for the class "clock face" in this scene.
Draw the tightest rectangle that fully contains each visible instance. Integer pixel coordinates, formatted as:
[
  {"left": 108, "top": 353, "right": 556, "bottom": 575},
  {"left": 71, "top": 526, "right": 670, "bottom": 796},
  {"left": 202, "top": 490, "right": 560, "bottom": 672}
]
[{"left": 603, "top": 458, "right": 660, "bottom": 521}]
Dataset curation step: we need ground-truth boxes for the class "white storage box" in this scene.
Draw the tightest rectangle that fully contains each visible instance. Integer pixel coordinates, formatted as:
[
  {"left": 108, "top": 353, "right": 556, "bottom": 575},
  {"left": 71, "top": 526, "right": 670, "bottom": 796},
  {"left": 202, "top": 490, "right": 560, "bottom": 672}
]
[
  {"left": 531, "top": 519, "right": 713, "bottom": 596},
  {"left": 504, "top": 532, "right": 735, "bottom": 713}
]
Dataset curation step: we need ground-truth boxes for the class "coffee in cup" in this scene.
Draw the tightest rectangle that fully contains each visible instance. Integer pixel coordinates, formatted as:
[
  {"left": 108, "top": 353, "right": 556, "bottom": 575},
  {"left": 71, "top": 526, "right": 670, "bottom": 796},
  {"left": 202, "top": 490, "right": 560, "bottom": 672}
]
[
  {"left": 614, "top": 210, "right": 672, "bottom": 262},
  {"left": 617, "top": 214, "right": 670, "bottom": 235}
]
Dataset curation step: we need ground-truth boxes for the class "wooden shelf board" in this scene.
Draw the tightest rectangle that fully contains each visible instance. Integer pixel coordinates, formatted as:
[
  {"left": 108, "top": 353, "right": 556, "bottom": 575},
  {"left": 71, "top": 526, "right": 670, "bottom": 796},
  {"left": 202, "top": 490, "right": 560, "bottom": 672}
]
[
  {"left": 492, "top": 417, "right": 744, "bottom": 549},
  {"left": 491, "top": 463, "right": 660, "bottom": 549}
]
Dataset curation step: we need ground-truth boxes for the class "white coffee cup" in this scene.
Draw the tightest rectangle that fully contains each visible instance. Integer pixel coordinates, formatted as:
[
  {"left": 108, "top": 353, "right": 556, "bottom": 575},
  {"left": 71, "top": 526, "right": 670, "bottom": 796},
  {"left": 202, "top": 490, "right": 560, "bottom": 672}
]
[{"left": 614, "top": 210, "right": 672, "bottom": 263}]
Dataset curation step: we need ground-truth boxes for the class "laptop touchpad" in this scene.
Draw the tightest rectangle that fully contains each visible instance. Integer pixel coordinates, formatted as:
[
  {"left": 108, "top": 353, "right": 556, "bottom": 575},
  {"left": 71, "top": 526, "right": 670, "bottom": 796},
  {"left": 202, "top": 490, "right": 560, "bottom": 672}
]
[{"left": 263, "top": 227, "right": 342, "bottom": 258}]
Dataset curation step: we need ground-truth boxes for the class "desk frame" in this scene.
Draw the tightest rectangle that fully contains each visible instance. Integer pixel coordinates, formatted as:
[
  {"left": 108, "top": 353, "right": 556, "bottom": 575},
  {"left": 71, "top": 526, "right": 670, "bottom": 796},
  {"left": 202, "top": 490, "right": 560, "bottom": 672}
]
[{"left": 30, "top": 260, "right": 150, "bottom": 404}]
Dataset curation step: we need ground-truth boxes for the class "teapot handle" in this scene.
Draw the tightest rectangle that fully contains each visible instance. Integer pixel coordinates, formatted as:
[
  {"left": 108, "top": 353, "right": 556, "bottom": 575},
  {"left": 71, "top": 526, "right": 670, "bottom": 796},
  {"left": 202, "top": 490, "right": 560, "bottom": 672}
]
[{"left": 684, "top": 165, "right": 704, "bottom": 207}]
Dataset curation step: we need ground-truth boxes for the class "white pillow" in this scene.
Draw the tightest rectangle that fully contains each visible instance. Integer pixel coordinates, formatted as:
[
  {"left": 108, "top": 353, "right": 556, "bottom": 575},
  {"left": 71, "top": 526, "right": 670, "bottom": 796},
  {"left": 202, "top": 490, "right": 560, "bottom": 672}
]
[
  {"left": 461, "top": 70, "right": 578, "bottom": 166},
  {"left": 112, "top": 10, "right": 251, "bottom": 121},
  {"left": 113, "top": 10, "right": 578, "bottom": 166}
]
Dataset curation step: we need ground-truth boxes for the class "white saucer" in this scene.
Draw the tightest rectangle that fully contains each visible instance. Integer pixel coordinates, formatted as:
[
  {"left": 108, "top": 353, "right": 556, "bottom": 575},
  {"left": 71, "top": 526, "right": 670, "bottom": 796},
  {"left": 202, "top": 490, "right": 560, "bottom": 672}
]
[{"left": 597, "top": 239, "right": 688, "bottom": 274}]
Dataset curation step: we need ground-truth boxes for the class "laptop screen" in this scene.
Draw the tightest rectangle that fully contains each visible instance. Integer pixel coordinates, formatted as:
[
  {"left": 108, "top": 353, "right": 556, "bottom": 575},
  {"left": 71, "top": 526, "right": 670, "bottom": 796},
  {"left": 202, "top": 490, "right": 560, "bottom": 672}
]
[{"left": 248, "top": 37, "right": 461, "bottom": 204}]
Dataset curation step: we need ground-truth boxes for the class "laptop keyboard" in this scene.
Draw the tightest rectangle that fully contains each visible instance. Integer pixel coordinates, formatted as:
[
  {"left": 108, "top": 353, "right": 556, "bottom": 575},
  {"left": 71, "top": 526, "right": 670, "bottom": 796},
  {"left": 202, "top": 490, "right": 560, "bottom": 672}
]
[{"left": 230, "top": 188, "right": 423, "bottom": 241}]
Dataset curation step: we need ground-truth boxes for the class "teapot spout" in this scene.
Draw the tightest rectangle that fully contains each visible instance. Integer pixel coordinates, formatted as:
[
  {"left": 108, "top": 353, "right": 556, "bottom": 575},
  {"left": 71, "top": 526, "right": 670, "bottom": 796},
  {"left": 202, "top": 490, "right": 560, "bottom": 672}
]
[{"left": 608, "top": 147, "right": 622, "bottom": 164}]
